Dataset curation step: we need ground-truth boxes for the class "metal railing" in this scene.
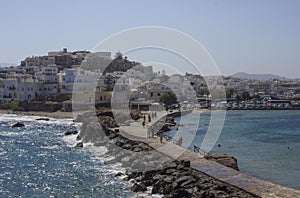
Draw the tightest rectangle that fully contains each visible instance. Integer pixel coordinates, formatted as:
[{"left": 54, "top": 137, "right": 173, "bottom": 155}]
[
  {"left": 193, "top": 145, "right": 208, "bottom": 156},
  {"left": 159, "top": 134, "right": 208, "bottom": 156},
  {"left": 159, "top": 134, "right": 179, "bottom": 144}
]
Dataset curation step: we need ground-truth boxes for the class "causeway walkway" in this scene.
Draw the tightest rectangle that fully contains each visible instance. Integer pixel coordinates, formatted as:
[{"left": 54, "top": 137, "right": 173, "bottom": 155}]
[{"left": 119, "top": 110, "right": 300, "bottom": 198}]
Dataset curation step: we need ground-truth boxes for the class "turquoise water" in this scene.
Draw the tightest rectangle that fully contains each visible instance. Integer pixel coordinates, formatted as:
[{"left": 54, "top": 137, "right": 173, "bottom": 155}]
[
  {"left": 1, "top": 111, "right": 300, "bottom": 196},
  {"left": 167, "top": 110, "right": 300, "bottom": 190},
  {"left": 0, "top": 114, "right": 133, "bottom": 197}
]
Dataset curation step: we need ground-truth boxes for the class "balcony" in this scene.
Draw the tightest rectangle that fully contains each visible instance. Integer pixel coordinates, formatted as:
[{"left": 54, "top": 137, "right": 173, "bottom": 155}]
[{"left": 8, "top": 86, "right": 16, "bottom": 90}]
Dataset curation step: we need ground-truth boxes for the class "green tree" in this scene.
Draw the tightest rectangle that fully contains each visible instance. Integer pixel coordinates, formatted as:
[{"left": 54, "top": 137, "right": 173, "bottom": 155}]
[
  {"left": 159, "top": 92, "right": 178, "bottom": 106},
  {"left": 198, "top": 88, "right": 210, "bottom": 97},
  {"left": 0, "top": 101, "right": 19, "bottom": 110},
  {"left": 235, "top": 95, "right": 242, "bottom": 104},
  {"left": 226, "top": 88, "right": 235, "bottom": 98}
]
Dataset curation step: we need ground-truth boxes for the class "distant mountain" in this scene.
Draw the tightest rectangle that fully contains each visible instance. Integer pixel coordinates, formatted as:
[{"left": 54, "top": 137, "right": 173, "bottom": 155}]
[
  {"left": 0, "top": 63, "right": 17, "bottom": 67},
  {"left": 230, "top": 72, "right": 288, "bottom": 81}
]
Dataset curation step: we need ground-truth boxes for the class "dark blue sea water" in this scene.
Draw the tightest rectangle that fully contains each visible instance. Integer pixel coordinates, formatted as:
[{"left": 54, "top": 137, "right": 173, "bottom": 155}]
[
  {"left": 2, "top": 111, "right": 300, "bottom": 197},
  {"left": 167, "top": 110, "right": 300, "bottom": 190},
  {"left": 0, "top": 114, "right": 134, "bottom": 197}
]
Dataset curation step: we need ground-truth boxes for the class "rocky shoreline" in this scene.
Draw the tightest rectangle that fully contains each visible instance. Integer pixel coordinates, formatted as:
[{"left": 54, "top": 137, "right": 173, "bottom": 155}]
[
  {"left": 75, "top": 113, "right": 260, "bottom": 198},
  {"left": 0, "top": 109, "right": 74, "bottom": 119}
]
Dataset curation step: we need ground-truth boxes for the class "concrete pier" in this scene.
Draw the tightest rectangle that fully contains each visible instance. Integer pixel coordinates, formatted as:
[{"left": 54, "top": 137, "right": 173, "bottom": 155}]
[{"left": 118, "top": 110, "right": 300, "bottom": 198}]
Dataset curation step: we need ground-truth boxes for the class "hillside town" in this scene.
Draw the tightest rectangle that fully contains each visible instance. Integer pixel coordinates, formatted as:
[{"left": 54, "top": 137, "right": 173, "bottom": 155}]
[{"left": 1, "top": 48, "right": 300, "bottom": 112}]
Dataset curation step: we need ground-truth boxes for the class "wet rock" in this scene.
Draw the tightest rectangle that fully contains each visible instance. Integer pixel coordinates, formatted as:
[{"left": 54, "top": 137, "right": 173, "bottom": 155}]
[
  {"left": 36, "top": 118, "right": 50, "bottom": 121},
  {"left": 165, "top": 168, "right": 176, "bottom": 174},
  {"left": 152, "top": 180, "right": 173, "bottom": 194},
  {"left": 143, "top": 170, "right": 159, "bottom": 180},
  {"left": 12, "top": 122, "right": 25, "bottom": 128},
  {"left": 75, "top": 142, "right": 83, "bottom": 148},
  {"left": 107, "top": 133, "right": 118, "bottom": 139},
  {"left": 198, "top": 190, "right": 217, "bottom": 198},
  {"left": 126, "top": 171, "right": 142, "bottom": 180},
  {"left": 98, "top": 116, "right": 119, "bottom": 128},
  {"left": 64, "top": 130, "right": 78, "bottom": 136},
  {"left": 172, "top": 175, "right": 195, "bottom": 190},
  {"left": 114, "top": 172, "right": 124, "bottom": 177},
  {"left": 76, "top": 135, "right": 82, "bottom": 141},
  {"left": 131, "top": 147, "right": 143, "bottom": 152},
  {"left": 142, "top": 179, "right": 155, "bottom": 187},
  {"left": 131, "top": 182, "right": 147, "bottom": 192},
  {"left": 204, "top": 154, "right": 239, "bottom": 171},
  {"left": 167, "top": 189, "right": 191, "bottom": 198},
  {"left": 175, "top": 176, "right": 195, "bottom": 184}
]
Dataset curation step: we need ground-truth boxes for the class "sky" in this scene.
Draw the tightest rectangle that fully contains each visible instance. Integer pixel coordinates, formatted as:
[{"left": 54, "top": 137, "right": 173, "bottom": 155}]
[{"left": 0, "top": 0, "right": 299, "bottom": 77}]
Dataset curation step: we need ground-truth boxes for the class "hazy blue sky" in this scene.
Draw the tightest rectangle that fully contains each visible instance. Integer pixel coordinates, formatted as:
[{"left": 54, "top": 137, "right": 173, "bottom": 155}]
[{"left": 0, "top": 0, "right": 299, "bottom": 77}]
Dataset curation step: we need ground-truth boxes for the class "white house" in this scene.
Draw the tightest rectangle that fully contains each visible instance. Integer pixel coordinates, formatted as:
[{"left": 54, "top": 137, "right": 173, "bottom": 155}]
[{"left": 0, "top": 79, "right": 18, "bottom": 103}]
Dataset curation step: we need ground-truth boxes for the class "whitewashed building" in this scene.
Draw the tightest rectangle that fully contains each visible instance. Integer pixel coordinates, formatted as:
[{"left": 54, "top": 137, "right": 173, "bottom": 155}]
[{"left": 0, "top": 79, "right": 18, "bottom": 103}]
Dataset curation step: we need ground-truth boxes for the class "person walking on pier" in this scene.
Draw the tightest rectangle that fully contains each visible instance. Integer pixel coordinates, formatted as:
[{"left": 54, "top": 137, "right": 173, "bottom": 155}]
[
  {"left": 158, "top": 131, "right": 163, "bottom": 143},
  {"left": 147, "top": 128, "right": 150, "bottom": 138},
  {"left": 177, "top": 137, "right": 183, "bottom": 146}
]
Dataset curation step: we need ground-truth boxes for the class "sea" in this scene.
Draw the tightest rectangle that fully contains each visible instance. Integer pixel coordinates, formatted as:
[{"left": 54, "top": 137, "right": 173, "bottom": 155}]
[
  {"left": 1, "top": 111, "right": 300, "bottom": 197},
  {"left": 0, "top": 114, "right": 136, "bottom": 197},
  {"left": 166, "top": 110, "right": 300, "bottom": 191}
]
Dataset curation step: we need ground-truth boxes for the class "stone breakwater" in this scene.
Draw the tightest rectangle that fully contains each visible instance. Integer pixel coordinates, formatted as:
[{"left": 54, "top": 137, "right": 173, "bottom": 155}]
[{"left": 76, "top": 113, "right": 259, "bottom": 198}]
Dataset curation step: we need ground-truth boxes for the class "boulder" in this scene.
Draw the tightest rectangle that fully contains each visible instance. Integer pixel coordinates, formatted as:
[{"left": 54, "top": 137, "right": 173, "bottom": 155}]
[
  {"left": 152, "top": 180, "right": 173, "bottom": 194},
  {"left": 174, "top": 176, "right": 195, "bottom": 187},
  {"left": 143, "top": 169, "right": 159, "bottom": 180},
  {"left": 114, "top": 172, "right": 124, "bottom": 177},
  {"left": 204, "top": 154, "right": 239, "bottom": 171},
  {"left": 12, "top": 122, "right": 25, "bottom": 128},
  {"left": 64, "top": 130, "right": 78, "bottom": 136},
  {"left": 75, "top": 142, "right": 83, "bottom": 148},
  {"left": 36, "top": 118, "right": 50, "bottom": 121},
  {"left": 167, "top": 189, "right": 190, "bottom": 198},
  {"left": 131, "top": 182, "right": 147, "bottom": 192},
  {"left": 76, "top": 135, "right": 82, "bottom": 141}
]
